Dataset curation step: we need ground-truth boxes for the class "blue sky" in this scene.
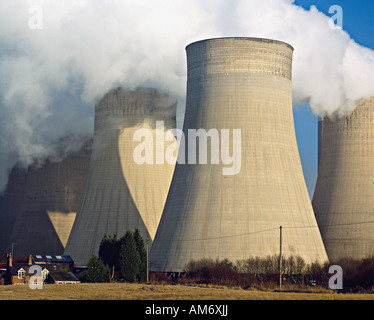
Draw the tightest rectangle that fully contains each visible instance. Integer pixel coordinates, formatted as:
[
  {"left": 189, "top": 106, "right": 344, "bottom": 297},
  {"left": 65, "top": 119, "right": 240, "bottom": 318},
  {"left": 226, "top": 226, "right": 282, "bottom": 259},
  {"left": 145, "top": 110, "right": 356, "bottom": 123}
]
[{"left": 292, "top": 0, "right": 374, "bottom": 199}]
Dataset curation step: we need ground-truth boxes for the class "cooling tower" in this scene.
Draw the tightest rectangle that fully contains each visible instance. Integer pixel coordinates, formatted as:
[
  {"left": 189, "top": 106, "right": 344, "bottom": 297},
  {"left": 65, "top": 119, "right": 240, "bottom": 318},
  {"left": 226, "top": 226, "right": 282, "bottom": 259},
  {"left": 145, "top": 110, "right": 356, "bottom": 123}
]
[
  {"left": 0, "top": 167, "right": 27, "bottom": 255},
  {"left": 3, "top": 143, "right": 91, "bottom": 256},
  {"left": 318, "top": 116, "right": 323, "bottom": 170},
  {"left": 312, "top": 97, "right": 374, "bottom": 261},
  {"left": 149, "top": 37, "right": 328, "bottom": 272},
  {"left": 64, "top": 87, "right": 177, "bottom": 265}
]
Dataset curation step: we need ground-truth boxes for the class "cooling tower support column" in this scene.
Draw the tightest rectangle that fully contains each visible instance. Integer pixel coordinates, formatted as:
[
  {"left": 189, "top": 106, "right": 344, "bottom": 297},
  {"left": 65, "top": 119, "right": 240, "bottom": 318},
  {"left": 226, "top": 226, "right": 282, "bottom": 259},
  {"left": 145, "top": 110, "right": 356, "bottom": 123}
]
[
  {"left": 149, "top": 37, "right": 328, "bottom": 272},
  {"left": 313, "top": 97, "right": 374, "bottom": 261},
  {"left": 64, "top": 87, "right": 177, "bottom": 265}
]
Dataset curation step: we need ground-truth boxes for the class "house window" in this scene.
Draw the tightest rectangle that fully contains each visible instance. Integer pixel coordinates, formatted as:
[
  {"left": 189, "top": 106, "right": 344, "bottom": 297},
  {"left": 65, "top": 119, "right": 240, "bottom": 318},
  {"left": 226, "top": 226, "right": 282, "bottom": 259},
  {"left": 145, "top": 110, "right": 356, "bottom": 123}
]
[
  {"left": 18, "top": 268, "right": 25, "bottom": 279},
  {"left": 42, "top": 269, "right": 49, "bottom": 280}
]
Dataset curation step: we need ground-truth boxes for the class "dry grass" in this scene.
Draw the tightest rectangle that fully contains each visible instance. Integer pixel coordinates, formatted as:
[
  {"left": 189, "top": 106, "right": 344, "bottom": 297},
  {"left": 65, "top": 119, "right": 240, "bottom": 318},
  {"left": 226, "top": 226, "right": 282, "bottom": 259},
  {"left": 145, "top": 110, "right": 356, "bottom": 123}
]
[{"left": 0, "top": 282, "right": 374, "bottom": 300}]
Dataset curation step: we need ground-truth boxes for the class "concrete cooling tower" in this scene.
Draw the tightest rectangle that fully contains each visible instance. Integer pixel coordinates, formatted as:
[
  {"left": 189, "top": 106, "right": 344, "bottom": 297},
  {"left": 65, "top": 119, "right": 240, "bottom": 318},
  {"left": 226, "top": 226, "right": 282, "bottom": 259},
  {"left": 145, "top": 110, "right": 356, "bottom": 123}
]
[
  {"left": 313, "top": 97, "right": 374, "bottom": 261},
  {"left": 64, "top": 87, "right": 177, "bottom": 265},
  {"left": 149, "top": 37, "right": 328, "bottom": 272},
  {"left": 0, "top": 167, "right": 27, "bottom": 255},
  {"left": 2, "top": 143, "right": 91, "bottom": 256}
]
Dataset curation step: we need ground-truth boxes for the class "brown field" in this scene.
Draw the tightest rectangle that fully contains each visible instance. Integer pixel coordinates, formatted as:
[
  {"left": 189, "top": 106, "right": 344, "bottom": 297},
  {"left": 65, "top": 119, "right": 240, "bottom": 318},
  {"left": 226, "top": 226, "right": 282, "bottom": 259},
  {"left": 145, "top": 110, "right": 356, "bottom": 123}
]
[{"left": 0, "top": 283, "right": 374, "bottom": 300}]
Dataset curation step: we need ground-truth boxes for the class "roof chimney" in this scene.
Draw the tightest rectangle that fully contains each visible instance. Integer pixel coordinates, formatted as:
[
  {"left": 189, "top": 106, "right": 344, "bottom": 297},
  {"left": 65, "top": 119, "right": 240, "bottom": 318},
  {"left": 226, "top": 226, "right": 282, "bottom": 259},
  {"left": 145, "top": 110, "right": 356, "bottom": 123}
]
[{"left": 8, "top": 252, "right": 12, "bottom": 267}]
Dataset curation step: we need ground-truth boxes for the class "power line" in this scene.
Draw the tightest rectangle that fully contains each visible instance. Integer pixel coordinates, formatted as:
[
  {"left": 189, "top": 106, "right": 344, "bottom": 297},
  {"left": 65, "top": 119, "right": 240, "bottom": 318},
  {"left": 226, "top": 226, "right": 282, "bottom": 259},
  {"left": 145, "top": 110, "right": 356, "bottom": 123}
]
[
  {"left": 176, "top": 226, "right": 279, "bottom": 242},
  {"left": 283, "top": 220, "right": 374, "bottom": 230},
  {"left": 172, "top": 219, "right": 374, "bottom": 242},
  {"left": 320, "top": 220, "right": 374, "bottom": 228}
]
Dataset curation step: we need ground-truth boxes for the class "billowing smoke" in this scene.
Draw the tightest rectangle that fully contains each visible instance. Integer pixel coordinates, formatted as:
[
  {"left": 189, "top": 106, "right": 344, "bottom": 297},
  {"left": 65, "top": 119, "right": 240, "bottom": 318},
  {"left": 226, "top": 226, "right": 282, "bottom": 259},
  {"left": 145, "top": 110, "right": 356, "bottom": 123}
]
[{"left": 0, "top": 0, "right": 373, "bottom": 192}]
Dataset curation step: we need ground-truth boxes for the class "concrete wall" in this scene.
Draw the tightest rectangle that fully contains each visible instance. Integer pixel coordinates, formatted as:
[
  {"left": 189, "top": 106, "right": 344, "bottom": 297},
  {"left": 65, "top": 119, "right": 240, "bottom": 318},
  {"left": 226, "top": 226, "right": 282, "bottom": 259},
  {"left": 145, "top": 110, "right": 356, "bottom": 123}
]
[
  {"left": 313, "top": 97, "right": 374, "bottom": 261},
  {"left": 64, "top": 87, "right": 177, "bottom": 265},
  {"left": 149, "top": 37, "right": 328, "bottom": 272}
]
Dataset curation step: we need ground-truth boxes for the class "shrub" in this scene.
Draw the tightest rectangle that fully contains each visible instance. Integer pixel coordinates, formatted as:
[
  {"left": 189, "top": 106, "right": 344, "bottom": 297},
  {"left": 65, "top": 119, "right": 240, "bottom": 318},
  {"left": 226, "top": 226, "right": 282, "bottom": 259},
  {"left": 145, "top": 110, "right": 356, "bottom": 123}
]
[
  {"left": 185, "top": 258, "right": 245, "bottom": 287},
  {"left": 149, "top": 272, "right": 170, "bottom": 283},
  {"left": 98, "top": 229, "right": 148, "bottom": 282},
  {"left": 98, "top": 234, "right": 124, "bottom": 270},
  {"left": 86, "top": 255, "right": 110, "bottom": 283},
  {"left": 120, "top": 230, "right": 141, "bottom": 283},
  {"left": 134, "top": 229, "right": 147, "bottom": 282},
  {"left": 333, "top": 256, "right": 374, "bottom": 290}
]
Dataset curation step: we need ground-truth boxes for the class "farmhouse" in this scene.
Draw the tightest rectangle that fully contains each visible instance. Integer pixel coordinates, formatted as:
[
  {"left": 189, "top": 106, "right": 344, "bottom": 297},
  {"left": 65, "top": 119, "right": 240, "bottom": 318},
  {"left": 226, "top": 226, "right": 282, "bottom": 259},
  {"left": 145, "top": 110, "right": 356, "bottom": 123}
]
[{"left": 2, "top": 253, "right": 80, "bottom": 285}]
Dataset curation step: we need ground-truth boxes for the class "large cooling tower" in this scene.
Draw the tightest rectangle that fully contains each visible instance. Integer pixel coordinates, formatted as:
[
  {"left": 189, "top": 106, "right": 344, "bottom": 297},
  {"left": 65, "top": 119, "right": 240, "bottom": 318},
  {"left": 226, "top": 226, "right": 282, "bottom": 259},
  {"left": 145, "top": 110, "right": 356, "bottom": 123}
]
[
  {"left": 64, "top": 87, "right": 177, "bottom": 265},
  {"left": 149, "top": 37, "right": 328, "bottom": 272},
  {"left": 3, "top": 143, "right": 91, "bottom": 256},
  {"left": 312, "top": 97, "right": 374, "bottom": 261},
  {"left": 0, "top": 167, "right": 27, "bottom": 255}
]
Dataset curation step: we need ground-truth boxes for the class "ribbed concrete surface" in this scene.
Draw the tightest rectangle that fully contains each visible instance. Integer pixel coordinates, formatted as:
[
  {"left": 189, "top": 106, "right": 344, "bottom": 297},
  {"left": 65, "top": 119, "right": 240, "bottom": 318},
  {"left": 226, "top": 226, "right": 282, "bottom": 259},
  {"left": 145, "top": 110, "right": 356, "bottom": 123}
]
[
  {"left": 0, "top": 167, "right": 27, "bottom": 255},
  {"left": 64, "top": 87, "right": 177, "bottom": 265},
  {"left": 313, "top": 97, "right": 374, "bottom": 261},
  {"left": 149, "top": 37, "right": 328, "bottom": 272},
  {"left": 3, "top": 143, "right": 91, "bottom": 256}
]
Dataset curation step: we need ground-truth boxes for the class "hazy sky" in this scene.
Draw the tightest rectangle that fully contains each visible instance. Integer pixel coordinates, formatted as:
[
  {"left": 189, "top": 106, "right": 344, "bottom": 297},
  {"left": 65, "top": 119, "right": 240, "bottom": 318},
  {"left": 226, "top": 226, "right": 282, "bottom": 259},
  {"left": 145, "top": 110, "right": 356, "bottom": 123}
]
[{"left": 0, "top": 0, "right": 373, "bottom": 196}]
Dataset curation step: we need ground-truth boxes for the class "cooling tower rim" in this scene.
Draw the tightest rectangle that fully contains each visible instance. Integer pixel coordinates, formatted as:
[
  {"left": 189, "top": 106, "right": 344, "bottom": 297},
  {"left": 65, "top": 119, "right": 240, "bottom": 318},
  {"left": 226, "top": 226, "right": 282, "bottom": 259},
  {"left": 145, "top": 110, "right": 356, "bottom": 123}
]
[
  {"left": 186, "top": 37, "right": 294, "bottom": 51},
  {"left": 96, "top": 86, "right": 177, "bottom": 103},
  {"left": 94, "top": 86, "right": 177, "bottom": 119}
]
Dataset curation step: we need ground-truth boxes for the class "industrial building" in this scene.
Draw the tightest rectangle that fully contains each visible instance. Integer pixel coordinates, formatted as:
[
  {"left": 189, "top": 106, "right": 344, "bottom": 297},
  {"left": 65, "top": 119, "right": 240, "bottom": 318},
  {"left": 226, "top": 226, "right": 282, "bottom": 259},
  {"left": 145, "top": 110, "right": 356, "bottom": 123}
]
[
  {"left": 313, "top": 97, "right": 374, "bottom": 261},
  {"left": 149, "top": 37, "right": 328, "bottom": 272},
  {"left": 64, "top": 87, "right": 177, "bottom": 265}
]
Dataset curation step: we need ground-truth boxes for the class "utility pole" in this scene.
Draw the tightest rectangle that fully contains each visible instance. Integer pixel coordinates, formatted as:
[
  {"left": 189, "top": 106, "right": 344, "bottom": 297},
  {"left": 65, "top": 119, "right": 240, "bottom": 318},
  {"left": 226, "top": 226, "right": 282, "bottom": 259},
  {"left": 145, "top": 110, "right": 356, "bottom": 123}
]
[
  {"left": 146, "top": 239, "right": 149, "bottom": 283},
  {"left": 279, "top": 226, "right": 282, "bottom": 289},
  {"left": 11, "top": 243, "right": 16, "bottom": 260}
]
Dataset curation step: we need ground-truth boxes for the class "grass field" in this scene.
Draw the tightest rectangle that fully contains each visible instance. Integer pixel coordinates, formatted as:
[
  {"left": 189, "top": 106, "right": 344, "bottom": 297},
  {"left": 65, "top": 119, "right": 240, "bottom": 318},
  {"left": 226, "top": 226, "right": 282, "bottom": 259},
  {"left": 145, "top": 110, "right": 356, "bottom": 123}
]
[{"left": 1, "top": 282, "right": 374, "bottom": 300}]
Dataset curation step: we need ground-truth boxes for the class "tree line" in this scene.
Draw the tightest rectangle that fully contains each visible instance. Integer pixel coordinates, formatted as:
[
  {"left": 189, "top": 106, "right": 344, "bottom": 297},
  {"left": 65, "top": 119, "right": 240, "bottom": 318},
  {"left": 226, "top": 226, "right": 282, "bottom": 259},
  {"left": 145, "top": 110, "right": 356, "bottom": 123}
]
[
  {"left": 85, "top": 229, "right": 147, "bottom": 283},
  {"left": 85, "top": 234, "right": 374, "bottom": 292},
  {"left": 182, "top": 255, "right": 374, "bottom": 292}
]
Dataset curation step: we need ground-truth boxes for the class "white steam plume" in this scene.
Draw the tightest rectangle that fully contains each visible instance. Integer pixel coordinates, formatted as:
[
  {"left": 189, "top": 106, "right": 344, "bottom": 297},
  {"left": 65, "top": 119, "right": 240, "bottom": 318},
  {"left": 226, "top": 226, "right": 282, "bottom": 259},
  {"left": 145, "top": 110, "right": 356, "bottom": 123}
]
[{"left": 0, "top": 0, "right": 373, "bottom": 192}]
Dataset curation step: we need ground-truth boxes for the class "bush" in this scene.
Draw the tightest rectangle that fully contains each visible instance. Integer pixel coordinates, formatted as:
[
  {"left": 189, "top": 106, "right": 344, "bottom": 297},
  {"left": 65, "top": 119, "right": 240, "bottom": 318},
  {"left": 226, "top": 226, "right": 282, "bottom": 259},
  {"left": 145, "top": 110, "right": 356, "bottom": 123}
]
[
  {"left": 149, "top": 272, "right": 171, "bottom": 283},
  {"left": 98, "top": 229, "right": 148, "bottom": 282},
  {"left": 120, "top": 230, "right": 141, "bottom": 283},
  {"left": 98, "top": 234, "right": 124, "bottom": 270},
  {"left": 86, "top": 255, "right": 110, "bottom": 283},
  {"left": 134, "top": 229, "right": 147, "bottom": 282},
  {"left": 185, "top": 258, "right": 245, "bottom": 287},
  {"left": 306, "top": 260, "right": 328, "bottom": 286},
  {"left": 333, "top": 256, "right": 374, "bottom": 290}
]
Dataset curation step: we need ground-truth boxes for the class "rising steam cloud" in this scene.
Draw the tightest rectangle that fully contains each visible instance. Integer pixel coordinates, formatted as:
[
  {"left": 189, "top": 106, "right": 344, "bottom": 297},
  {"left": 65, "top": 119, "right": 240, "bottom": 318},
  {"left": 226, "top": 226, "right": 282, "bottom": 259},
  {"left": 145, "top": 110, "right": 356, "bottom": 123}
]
[{"left": 0, "top": 0, "right": 373, "bottom": 192}]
